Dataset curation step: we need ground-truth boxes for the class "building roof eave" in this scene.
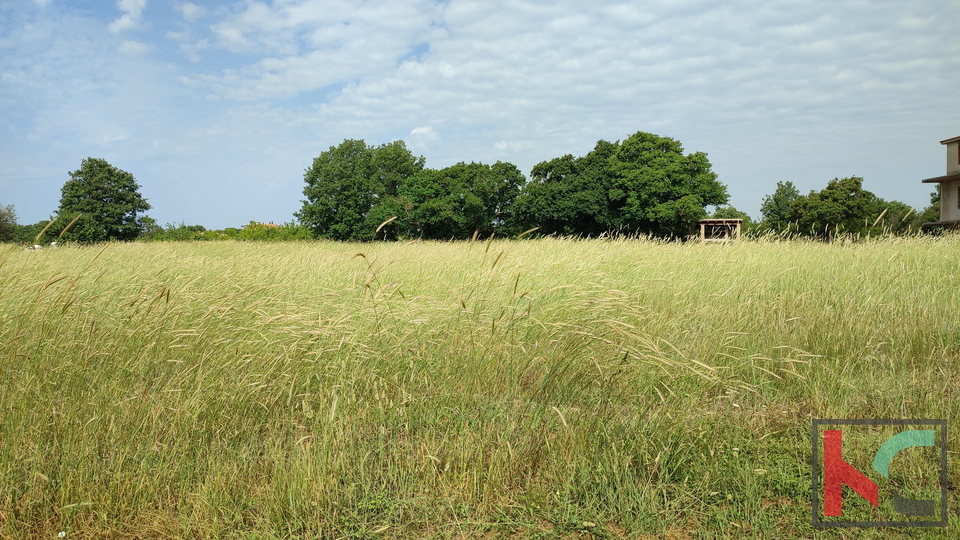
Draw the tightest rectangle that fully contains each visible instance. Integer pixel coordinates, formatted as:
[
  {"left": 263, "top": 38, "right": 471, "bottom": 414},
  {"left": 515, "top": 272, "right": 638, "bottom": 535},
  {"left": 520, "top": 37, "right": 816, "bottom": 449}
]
[
  {"left": 921, "top": 173, "right": 960, "bottom": 183},
  {"left": 940, "top": 135, "right": 960, "bottom": 145}
]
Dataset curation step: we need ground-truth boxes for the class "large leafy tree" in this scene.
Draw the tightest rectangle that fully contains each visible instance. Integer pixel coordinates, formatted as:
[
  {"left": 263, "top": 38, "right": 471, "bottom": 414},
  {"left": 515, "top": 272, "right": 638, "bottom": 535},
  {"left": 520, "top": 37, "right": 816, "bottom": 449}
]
[
  {"left": 392, "top": 161, "right": 524, "bottom": 240},
  {"left": 786, "top": 176, "right": 883, "bottom": 238},
  {"left": 512, "top": 142, "right": 617, "bottom": 236},
  {"left": 610, "top": 132, "right": 727, "bottom": 237},
  {"left": 296, "top": 140, "right": 425, "bottom": 240},
  {"left": 759, "top": 181, "right": 800, "bottom": 232},
  {"left": 398, "top": 168, "right": 472, "bottom": 239},
  {"left": 54, "top": 158, "right": 151, "bottom": 242},
  {"left": 297, "top": 140, "right": 523, "bottom": 241},
  {"left": 873, "top": 199, "right": 918, "bottom": 235},
  {"left": 513, "top": 132, "right": 727, "bottom": 238},
  {"left": 467, "top": 161, "right": 525, "bottom": 235}
]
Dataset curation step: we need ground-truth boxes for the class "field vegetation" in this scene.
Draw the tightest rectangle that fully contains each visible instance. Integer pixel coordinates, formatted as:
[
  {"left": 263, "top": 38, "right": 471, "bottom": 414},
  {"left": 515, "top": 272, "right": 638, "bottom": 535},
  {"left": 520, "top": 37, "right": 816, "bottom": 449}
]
[{"left": 0, "top": 236, "right": 957, "bottom": 538}]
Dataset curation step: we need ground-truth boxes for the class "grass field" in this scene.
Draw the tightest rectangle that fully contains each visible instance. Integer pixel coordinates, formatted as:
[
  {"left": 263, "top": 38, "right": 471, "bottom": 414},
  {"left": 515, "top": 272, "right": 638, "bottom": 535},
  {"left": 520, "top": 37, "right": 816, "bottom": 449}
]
[{"left": 1, "top": 236, "right": 957, "bottom": 539}]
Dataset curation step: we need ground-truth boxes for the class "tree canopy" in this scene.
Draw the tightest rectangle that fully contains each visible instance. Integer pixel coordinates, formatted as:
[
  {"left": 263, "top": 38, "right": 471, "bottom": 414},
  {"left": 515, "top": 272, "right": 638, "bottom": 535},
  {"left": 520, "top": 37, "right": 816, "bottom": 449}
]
[
  {"left": 53, "top": 158, "right": 151, "bottom": 243},
  {"left": 298, "top": 132, "right": 727, "bottom": 241},
  {"left": 512, "top": 132, "right": 728, "bottom": 238},
  {"left": 296, "top": 140, "right": 426, "bottom": 241},
  {"left": 397, "top": 161, "right": 525, "bottom": 239},
  {"left": 916, "top": 185, "right": 941, "bottom": 226},
  {"left": 511, "top": 144, "right": 616, "bottom": 237},
  {"left": 710, "top": 205, "right": 755, "bottom": 231},
  {"left": 8, "top": 134, "right": 937, "bottom": 246},
  {"left": 759, "top": 181, "right": 800, "bottom": 232},
  {"left": 781, "top": 176, "right": 922, "bottom": 238},
  {"left": 296, "top": 140, "right": 524, "bottom": 241}
]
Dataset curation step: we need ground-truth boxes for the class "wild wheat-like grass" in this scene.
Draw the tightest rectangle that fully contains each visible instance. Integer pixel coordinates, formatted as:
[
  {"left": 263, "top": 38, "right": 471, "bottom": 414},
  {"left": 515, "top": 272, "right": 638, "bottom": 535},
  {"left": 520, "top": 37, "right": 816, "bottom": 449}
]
[{"left": 0, "top": 236, "right": 957, "bottom": 538}]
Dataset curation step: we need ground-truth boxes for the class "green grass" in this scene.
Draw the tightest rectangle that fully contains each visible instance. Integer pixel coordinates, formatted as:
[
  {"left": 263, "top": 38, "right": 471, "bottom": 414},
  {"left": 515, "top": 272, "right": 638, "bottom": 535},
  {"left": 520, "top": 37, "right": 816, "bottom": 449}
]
[{"left": 0, "top": 236, "right": 957, "bottom": 539}]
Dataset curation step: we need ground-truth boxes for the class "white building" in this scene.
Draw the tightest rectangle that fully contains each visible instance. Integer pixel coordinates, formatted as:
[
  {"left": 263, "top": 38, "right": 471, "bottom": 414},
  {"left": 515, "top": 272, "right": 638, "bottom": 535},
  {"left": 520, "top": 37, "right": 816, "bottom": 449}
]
[{"left": 922, "top": 135, "right": 960, "bottom": 228}]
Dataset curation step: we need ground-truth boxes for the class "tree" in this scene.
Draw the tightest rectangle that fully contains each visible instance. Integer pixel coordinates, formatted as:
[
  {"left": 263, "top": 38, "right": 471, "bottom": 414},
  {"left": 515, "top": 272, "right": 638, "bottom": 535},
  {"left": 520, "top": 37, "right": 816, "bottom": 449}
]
[
  {"left": 512, "top": 132, "right": 727, "bottom": 238},
  {"left": 53, "top": 158, "right": 151, "bottom": 242},
  {"left": 142, "top": 222, "right": 208, "bottom": 241},
  {"left": 711, "top": 205, "right": 755, "bottom": 233},
  {"left": 759, "top": 181, "right": 800, "bottom": 232},
  {"left": 609, "top": 132, "right": 727, "bottom": 237},
  {"left": 0, "top": 204, "right": 16, "bottom": 242},
  {"left": 238, "top": 221, "right": 312, "bottom": 241},
  {"left": 12, "top": 221, "right": 49, "bottom": 244},
  {"left": 296, "top": 140, "right": 425, "bottom": 241},
  {"left": 467, "top": 161, "right": 525, "bottom": 236},
  {"left": 296, "top": 139, "right": 524, "bottom": 241},
  {"left": 916, "top": 185, "right": 941, "bottom": 226},
  {"left": 786, "top": 177, "right": 883, "bottom": 239},
  {"left": 398, "top": 168, "right": 472, "bottom": 239},
  {"left": 871, "top": 199, "right": 918, "bottom": 235},
  {"left": 512, "top": 142, "right": 618, "bottom": 237},
  {"left": 137, "top": 215, "right": 162, "bottom": 240},
  {"left": 400, "top": 162, "right": 525, "bottom": 239}
]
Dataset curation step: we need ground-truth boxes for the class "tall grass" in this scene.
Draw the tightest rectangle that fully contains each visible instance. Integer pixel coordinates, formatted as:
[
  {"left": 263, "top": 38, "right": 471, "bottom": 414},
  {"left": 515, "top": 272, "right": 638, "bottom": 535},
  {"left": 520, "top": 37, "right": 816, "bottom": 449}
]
[{"left": 0, "top": 236, "right": 957, "bottom": 538}]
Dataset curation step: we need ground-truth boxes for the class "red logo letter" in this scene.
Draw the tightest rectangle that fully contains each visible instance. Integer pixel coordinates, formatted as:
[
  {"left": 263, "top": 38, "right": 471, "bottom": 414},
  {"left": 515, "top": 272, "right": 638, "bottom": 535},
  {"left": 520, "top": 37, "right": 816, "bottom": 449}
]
[{"left": 823, "top": 430, "right": 879, "bottom": 516}]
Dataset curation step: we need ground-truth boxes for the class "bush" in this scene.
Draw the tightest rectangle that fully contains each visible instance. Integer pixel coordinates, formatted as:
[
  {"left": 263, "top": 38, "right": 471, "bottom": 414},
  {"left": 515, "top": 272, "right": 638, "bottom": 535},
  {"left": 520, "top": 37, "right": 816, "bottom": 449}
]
[{"left": 237, "top": 221, "right": 312, "bottom": 241}]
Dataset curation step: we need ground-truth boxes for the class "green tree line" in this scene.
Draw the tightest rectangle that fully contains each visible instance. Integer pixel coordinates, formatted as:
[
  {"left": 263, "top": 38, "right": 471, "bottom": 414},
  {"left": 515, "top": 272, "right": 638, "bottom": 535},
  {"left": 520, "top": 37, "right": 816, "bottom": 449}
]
[
  {"left": 0, "top": 131, "right": 943, "bottom": 244},
  {"left": 296, "top": 132, "right": 729, "bottom": 240},
  {"left": 750, "top": 178, "right": 939, "bottom": 238}
]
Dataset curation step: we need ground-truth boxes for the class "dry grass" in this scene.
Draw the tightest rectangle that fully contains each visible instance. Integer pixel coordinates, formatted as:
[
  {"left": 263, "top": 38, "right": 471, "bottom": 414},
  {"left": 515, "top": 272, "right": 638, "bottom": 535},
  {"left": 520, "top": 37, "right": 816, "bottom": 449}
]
[{"left": 0, "top": 236, "right": 957, "bottom": 538}]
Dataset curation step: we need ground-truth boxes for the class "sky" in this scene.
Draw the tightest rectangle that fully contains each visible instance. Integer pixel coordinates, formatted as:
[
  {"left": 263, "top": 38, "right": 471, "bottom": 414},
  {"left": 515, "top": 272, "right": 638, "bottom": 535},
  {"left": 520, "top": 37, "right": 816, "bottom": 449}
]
[{"left": 2, "top": 0, "right": 958, "bottom": 230}]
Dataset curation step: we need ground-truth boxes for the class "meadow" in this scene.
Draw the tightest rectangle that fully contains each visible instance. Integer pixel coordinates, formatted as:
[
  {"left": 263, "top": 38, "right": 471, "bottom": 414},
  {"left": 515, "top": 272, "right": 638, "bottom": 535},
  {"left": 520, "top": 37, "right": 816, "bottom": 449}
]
[{"left": 0, "top": 236, "right": 957, "bottom": 539}]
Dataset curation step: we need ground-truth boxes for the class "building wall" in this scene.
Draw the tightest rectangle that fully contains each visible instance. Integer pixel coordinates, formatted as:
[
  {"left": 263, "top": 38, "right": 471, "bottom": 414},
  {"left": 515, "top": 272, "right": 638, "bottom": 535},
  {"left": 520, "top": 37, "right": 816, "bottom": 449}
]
[
  {"left": 948, "top": 141, "right": 960, "bottom": 176},
  {"left": 941, "top": 178, "right": 960, "bottom": 221}
]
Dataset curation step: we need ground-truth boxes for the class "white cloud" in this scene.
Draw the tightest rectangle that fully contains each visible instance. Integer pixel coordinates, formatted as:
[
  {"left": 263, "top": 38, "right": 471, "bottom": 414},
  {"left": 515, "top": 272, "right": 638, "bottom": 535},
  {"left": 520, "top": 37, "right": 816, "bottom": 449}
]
[
  {"left": 118, "top": 0, "right": 146, "bottom": 18},
  {"left": 200, "top": 0, "right": 439, "bottom": 97},
  {"left": 211, "top": 24, "right": 247, "bottom": 50},
  {"left": 178, "top": 2, "right": 203, "bottom": 21},
  {"left": 108, "top": 14, "right": 136, "bottom": 33},
  {"left": 409, "top": 126, "right": 439, "bottom": 146},
  {"left": 108, "top": 0, "right": 147, "bottom": 34},
  {"left": 166, "top": 31, "right": 207, "bottom": 62},
  {"left": 118, "top": 39, "right": 149, "bottom": 55},
  {"left": 101, "top": 132, "right": 131, "bottom": 144}
]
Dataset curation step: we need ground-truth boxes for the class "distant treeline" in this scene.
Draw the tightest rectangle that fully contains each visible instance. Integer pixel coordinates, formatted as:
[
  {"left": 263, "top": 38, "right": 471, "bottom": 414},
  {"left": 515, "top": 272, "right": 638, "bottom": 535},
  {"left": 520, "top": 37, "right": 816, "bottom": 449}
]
[
  {"left": 291, "top": 131, "right": 939, "bottom": 241},
  {"left": 296, "top": 131, "right": 728, "bottom": 241},
  {"left": 141, "top": 221, "right": 312, "bottom": 242},
  {"left": 0, "top": 131, "right": 943, "bottom": 244}
]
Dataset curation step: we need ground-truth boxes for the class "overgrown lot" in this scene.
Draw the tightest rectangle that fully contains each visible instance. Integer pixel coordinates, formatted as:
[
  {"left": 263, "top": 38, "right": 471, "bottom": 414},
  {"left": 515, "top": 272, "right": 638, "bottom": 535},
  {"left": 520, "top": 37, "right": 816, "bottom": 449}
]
[{"left": 1, "top": 237, "right": 957, "bottom": 538}]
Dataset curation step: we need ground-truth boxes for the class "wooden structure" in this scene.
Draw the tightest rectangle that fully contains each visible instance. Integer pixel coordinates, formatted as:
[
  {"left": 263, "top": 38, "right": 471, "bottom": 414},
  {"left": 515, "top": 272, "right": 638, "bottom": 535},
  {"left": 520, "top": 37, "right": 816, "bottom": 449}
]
[
  {"left": 921, "top": 135, "right": 960, "bottom": 230},
  {"left": 698, "top": 218, "right": 742, "bottom": 243}
]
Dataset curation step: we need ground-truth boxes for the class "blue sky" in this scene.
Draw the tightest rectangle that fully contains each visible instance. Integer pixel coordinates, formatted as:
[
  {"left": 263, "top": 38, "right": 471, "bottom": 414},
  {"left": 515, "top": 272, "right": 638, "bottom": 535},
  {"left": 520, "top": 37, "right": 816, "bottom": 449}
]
[{"left": 2, "top": 0, "right": 958, "bottom": 229}]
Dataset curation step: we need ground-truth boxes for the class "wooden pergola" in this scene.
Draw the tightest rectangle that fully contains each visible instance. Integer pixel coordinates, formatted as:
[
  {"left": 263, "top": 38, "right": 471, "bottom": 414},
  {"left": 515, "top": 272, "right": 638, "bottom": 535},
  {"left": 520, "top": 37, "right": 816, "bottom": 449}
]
[{"left": 698, "top": 218, "right": 742, "bottom": 243}]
